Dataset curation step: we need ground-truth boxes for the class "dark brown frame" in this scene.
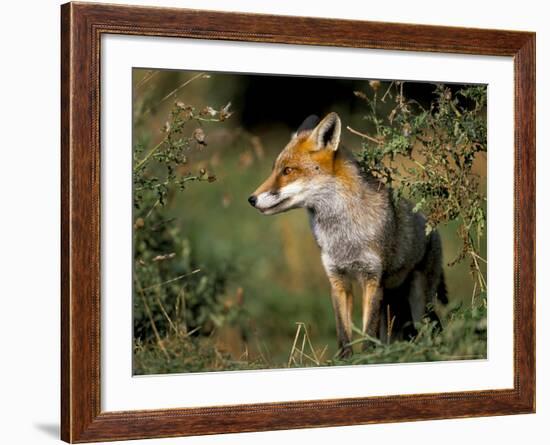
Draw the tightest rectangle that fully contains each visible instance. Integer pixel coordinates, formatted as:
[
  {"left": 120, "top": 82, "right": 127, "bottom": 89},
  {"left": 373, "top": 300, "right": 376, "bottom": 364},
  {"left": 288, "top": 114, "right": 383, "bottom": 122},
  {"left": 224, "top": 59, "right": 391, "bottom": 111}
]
[{"left": 61, "top": 2, "right": 536, "bottom": 442}]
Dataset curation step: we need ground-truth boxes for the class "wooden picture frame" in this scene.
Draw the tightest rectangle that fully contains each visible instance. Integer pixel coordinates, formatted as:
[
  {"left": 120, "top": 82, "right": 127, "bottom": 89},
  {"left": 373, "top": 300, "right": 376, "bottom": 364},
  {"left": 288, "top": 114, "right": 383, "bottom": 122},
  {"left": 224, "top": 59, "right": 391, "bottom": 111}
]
[{"left": 61, "top": 2, "right": 536, "bottom": 442}]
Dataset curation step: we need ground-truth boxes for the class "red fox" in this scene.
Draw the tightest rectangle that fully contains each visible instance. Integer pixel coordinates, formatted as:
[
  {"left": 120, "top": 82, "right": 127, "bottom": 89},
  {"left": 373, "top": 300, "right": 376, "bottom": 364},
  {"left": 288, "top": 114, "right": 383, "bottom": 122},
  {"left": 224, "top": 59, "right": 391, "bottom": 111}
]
[{"left": 249, "top": 112, "right": 447, "bottom": 358}]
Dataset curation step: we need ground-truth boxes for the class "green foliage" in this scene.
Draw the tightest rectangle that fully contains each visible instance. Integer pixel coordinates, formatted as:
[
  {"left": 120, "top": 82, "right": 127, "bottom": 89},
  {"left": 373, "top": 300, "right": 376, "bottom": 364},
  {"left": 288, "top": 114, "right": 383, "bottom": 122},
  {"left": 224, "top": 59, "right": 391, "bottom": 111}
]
[
  {"left": 334, "top": 299, "right": 487, "bottom": 365},
  {"left": 134, "top": 301, "right": 487, "bottom": 374},
  {"left": 132, "top": 72, "right": 488, "bottom": 375},
  {"left": 353, "top": 81, "right": 487, "bottom": 296},
  {"left": 134, "top": 335, "right": 266, "bottom": 375},
  {"left": 132, "top": 80, "right": 240, "bottom": 348}
]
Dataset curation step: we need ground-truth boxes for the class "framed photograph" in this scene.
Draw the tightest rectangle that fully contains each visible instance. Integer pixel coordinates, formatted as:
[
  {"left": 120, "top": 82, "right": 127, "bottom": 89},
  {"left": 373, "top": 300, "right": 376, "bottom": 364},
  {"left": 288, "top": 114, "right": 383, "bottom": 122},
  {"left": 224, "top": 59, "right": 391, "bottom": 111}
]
[{"left": 61, "top": 2, "right": 535, "bottom": 442}]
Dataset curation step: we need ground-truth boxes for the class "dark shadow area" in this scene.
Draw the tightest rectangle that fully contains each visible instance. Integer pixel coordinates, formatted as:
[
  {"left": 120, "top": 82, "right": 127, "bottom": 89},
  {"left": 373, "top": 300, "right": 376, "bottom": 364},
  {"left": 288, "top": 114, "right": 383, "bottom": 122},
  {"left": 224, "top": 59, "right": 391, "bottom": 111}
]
[{"left": 33, "top": 422, "right": 59, "bottom": 439}]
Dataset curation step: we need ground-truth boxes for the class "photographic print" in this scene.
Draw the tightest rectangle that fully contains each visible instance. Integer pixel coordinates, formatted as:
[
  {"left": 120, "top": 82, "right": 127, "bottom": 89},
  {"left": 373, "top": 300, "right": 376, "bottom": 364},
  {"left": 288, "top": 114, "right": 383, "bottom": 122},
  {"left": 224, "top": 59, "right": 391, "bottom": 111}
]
[
  {"left": 61, "top": 5, "right": 535, "bottom": 440},
  {"left": 132, "top": 69, "right": 488, "bottom": 375}
]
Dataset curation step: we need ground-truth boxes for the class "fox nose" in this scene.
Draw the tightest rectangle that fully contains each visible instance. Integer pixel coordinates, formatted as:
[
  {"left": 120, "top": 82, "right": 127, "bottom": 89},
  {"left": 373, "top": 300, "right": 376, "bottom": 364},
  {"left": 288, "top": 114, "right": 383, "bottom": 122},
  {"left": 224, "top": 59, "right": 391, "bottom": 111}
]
[{"left": 248, "top": 195, "right": 257, "bottom": 207}]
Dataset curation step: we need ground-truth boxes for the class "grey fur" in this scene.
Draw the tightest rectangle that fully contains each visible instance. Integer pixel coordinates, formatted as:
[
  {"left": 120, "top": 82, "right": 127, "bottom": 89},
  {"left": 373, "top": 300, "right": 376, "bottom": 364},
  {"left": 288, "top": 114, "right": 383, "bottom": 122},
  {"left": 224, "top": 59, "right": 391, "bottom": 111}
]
[{"left": 309, "top": 148, "right": 445, "bottom": 354}]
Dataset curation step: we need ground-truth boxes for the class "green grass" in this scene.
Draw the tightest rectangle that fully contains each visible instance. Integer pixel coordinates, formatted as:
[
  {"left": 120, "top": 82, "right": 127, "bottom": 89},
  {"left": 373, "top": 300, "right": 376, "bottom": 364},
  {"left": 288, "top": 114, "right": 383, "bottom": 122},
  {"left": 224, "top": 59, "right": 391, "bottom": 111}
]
[{"left": 133, "top": 301, "right": 487, "bottom": 375}]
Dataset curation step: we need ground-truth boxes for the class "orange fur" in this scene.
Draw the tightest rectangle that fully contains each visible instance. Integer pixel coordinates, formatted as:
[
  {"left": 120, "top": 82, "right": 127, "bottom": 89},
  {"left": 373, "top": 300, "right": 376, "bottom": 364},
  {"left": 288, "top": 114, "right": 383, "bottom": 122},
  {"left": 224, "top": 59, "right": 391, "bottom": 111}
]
[{"left": 253, "top": 131, "right": 359, "bottom": 197}]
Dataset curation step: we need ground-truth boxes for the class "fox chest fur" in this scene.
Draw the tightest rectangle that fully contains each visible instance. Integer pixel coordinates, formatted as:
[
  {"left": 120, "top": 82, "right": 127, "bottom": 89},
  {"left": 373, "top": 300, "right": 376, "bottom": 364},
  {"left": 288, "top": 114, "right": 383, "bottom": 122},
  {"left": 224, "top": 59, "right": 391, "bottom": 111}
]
[
  {"left": 307, "top": 175, "right": 427, "bottom": 288},
  {"left": 307, "top": 183, "right": 386, "bottom": 279}
]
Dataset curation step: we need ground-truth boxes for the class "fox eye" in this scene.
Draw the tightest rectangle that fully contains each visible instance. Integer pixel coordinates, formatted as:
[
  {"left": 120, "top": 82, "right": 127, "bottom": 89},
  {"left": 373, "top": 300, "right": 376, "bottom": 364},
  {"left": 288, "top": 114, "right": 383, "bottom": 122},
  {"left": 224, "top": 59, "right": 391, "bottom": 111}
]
[{"left": 282, "top": 167, "right": 293, "bottom": 176}]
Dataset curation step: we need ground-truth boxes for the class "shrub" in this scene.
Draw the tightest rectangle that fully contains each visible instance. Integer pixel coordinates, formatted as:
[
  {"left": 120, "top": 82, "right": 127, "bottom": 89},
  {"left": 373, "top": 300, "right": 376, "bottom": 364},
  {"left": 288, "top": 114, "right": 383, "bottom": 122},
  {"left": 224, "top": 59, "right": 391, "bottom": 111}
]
[
  {"left": 132, "top": 76, "right": 239, "bottom": 350},
  {"left": 351, "top": 81, "right": 487, "bottom": 300}
]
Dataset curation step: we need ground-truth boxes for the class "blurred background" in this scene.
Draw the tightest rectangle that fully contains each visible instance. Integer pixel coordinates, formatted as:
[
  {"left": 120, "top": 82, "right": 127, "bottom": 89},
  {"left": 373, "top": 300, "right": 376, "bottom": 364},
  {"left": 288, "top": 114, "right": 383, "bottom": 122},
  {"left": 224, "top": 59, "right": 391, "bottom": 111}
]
[{"left": 132, "top": 68, "right": 487, "bottom": 374}]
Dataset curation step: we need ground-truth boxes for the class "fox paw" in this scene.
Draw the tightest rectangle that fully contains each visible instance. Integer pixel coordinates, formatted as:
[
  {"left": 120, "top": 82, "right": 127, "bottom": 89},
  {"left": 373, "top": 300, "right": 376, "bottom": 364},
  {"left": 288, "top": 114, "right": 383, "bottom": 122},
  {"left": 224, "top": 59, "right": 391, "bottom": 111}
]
[
  {"left": 361, "top": 340, "right": 377, "bottom": 353},
  {"left": 337, "top": 346, "right": 353, "bottom": 359}
]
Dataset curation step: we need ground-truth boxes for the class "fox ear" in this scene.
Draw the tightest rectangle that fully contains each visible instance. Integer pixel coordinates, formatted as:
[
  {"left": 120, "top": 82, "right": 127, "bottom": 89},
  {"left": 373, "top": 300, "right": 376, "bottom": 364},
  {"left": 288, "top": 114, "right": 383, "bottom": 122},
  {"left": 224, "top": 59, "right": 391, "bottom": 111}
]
[
  {"left": 310, "top": 112, "right": 341, "bottom": 151},
  {"left": 296, "top": 115, "right": 320, "bottom": 134},
  {"left": 291, "top": 115, "right": 321, "bottom": 140}
]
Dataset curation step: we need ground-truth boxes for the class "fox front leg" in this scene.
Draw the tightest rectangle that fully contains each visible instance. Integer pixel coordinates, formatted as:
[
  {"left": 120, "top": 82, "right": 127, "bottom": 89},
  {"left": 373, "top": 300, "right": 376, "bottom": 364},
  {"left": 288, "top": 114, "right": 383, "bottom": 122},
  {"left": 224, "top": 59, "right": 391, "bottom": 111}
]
[
  {"left": 361, "top": 277, "right": 383, "bottom": 350},
  {"left": 327, "top": 274, "right": 353, "bottom": 359}
]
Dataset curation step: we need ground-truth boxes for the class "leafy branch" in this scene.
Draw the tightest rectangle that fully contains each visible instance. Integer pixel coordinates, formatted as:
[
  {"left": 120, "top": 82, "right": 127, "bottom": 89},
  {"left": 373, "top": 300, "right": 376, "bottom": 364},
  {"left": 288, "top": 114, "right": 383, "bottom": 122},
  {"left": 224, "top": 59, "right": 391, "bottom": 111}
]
[
  {"left": 350, "top": 81, "right": 487, "bottom": 298},
  {"left": 132, "top": 71, "right": 239, "bottom": 345}
]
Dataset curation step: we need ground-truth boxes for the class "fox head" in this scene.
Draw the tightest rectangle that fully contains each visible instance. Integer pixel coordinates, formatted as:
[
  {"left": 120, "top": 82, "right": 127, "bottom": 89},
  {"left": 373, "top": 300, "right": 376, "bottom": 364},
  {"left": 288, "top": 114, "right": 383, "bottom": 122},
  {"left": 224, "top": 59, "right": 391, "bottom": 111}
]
[{"left": 249, "top": 112, "right": 349, "bottom": 215}]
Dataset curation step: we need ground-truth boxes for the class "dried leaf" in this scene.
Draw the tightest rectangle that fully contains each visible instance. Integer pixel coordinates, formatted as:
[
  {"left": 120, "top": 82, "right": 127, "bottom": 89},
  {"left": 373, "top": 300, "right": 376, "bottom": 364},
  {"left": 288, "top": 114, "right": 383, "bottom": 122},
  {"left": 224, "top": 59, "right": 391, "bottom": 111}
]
[
  {"left": 219, "top": 102, "right": 233, "bottom": 121},
  {"left": 369, "top": 80, "right": 381, "bottom": 91},
  {"left": 193, "top": 128, "right": 207, "bottom": 146}
]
